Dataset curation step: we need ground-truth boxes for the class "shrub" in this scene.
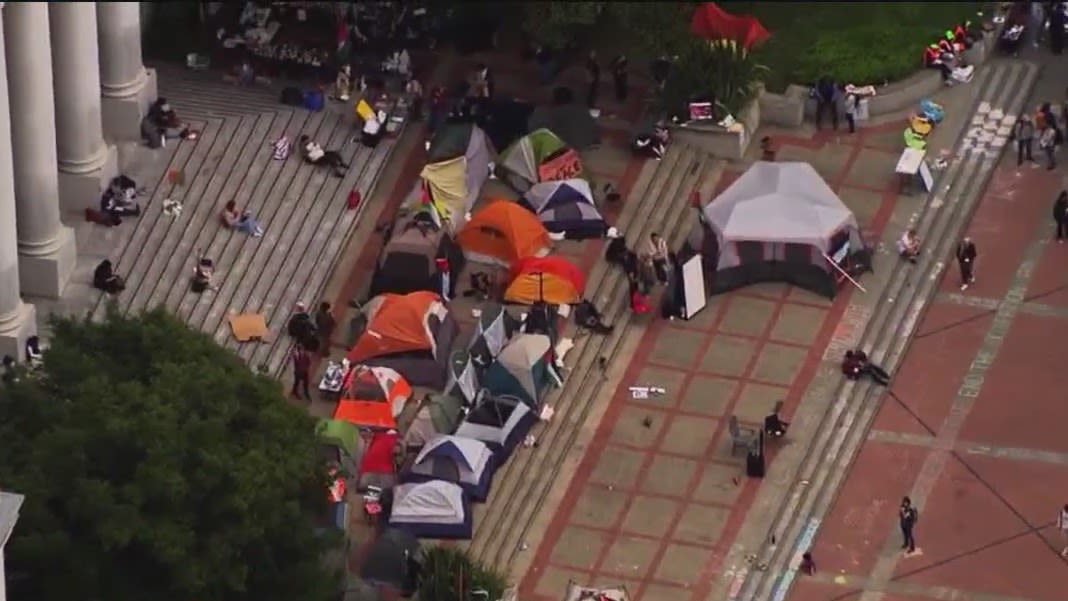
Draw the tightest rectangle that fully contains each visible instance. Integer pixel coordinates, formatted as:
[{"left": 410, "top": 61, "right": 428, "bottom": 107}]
[
  {"left": 658, "top": 40, "right": 769, "bottom": 117},
  {"left": 419, "top": 546, "right": 510, "bottom": 601}
]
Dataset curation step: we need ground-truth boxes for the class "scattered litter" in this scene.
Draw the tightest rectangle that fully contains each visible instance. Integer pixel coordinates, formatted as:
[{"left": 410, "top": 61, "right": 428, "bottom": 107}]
[
  {"left": 799, "top": 479, "right": 810, "bottom": 486},
  {"left": 162, "top": 199, "right": 183, "bottom": 217},
  {"left": 539, "top": 405, "right": 555, "bottom": 421},
  {"left": 556, "top": 304, "right": 571, "bottom": 318},
  {"left": 629, "top": 385, "right": 666, "bottom": 399},
  {"left": 518, "top": 542, "right": 529, "bottom": 551},
  {"left": 548, "top": 231, "right": 567, "bottom": 241},
  {"left": 471, "top": 308, "right": 482, "bottom": 318},
  {"left": 834, "top": 575, "right": 847, "bottom": 584},
  {"left": 523, "top": 435, "right": 537, "bottom": 447}
]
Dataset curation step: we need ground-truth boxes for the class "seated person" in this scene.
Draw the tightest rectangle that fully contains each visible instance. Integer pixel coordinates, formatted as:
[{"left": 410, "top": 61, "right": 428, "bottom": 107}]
[
  {"left": 93, "top": 259, "right": 125, "bottom": 294},
  {"left": 145, "top": 98, "right": 189, "bottom": 141},
  {"left": 923, "top": 44, "right": 953, "bottom": 81},
  {"left": 764, "top": 410, "right": 789, "bottom": 438},
  {"left": 101, "top": 176, "right": 141, "bottom": 217},
  {"left": 361, "top": 112, "right": 385, "bottom": 149},
  {"left": 24, "top": 336, "right": 42, "bottom": 366},
  {"left": 633, "top": 131, "right": 666, "bottom": 160},
  {"left": 897, "top": 229, "right": 921, "bottom": 263},
  {"left": 191, "top": 256, "right": 216, "bottom": 293},
  {"left": 299, "top": 135, "right": 349, "bottom": 177},
  {"left": 574, "top": 299, "right": 614, "bottom": 335},
  {"left": 221, "top": 200, "right": 263, "bottom": 237},
  {"left": 842, "top": 349, "right": 891, "bottom": 385},
  {"left": 605, "top": 234, "right": 630, "bottom": 266}
]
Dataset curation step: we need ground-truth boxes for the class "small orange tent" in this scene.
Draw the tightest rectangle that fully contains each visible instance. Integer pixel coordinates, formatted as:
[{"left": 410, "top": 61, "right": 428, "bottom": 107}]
[
  {"left": 504, "top": 255, "right": 586, "bottom": 305},
  {"left": 347, "top": 291, "right": 441, "bottom": 364},
  {"left": 334, "top": 365, "right": 413, "bottom": 430},
  {"left": 457, "top": 200, "right": 551, "bottom": 266}
]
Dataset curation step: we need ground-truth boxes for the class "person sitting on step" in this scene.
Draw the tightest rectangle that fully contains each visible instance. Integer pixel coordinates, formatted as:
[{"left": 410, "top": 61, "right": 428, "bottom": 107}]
[
  {"left": 299, "top": 135, "right": 349, "bottom": 177},
  {"left": 221, "top": 200, "right": 263, "bottom": 237},
  {"left": 191, "top": 255, "right": 217, "bottom": 293},
  {"left": 93, "top": 259, "right": 126, "bottom": 294}
]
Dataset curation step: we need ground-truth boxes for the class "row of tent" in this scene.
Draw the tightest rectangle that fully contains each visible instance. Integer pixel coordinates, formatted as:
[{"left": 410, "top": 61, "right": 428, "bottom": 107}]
[
  {"left": 370, "top": 204, "right": 590, "bottom": 304},
  {"left": 317, "top": 297, "right": 556, "bottom": 538},
  {"left": 418, "top": 123, "right": 608, "bottom": 238},
  {"left": 334, "top": 295, "right": 553, "bottom": 431}
]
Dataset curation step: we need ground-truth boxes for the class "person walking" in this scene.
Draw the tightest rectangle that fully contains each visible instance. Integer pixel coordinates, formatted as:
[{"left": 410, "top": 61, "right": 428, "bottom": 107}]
[
  {"left": 1054, "top": 190, "right": 1068, "bottom": 241},
  {"left": 1013, "top": 113, "right": 1036, "bottom": 166},
  {"left": 612, "top": 54, "right": 629, "bottom": 103},
  {"left": 1058, "top": 503, "right": 1068, "bottom": 557},
  {"left": 585, "top": 50, "right": 600, "bottom": 108},
  {"left": 290, "top": 343, "right": 312, "bottom": 400},
  {"left": 813, "top": 76, "right": 839, "bottom": 131},
  {"left": 1039, "top": 124, "right": 1057, "bottom": 170},
  {"left": 900, "top": 496, "right": 919, "bottom": 554},
  {"left": 956, "top": 236, "right": 977, "bottom": 290}
]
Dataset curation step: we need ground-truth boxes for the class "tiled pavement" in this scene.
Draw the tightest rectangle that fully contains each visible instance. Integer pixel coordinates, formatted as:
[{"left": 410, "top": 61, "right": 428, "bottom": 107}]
[
  {"left": 520, "top": 119, "right": 916, "bottom": 601},
  {"left": 785, "top": 164, "right": 1068, "bottom": 601}
]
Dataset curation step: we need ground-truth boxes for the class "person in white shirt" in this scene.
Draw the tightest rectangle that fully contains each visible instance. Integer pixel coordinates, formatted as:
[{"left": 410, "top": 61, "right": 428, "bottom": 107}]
[{"left": 299, "top": 135, "right": 349, "bottom": 177}]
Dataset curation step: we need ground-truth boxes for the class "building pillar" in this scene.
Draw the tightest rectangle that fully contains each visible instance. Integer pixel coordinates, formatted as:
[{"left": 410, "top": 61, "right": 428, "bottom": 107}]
[
  {"left": 0, "top": 7, "right": 38, "bottom": 361},
  {"left": 97, "top": 2, "right": 157, "bottom": 141},
  {"left": 5, "top": 2, "right": 76, "bottom": 298},
  {"left": 49, "top": 2, "right": 117, "bottom": 213}
]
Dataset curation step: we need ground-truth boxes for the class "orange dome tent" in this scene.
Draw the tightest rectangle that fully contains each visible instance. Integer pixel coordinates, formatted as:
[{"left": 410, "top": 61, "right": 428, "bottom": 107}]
[
  {"left": 333, "top": 365, "right": 413, "bottom": 430},
  {"left": 457, "top": 200, "right": 551, "bottom": 266},
  {"left": 504, "top": 255, "right": 586, "bottom": 305},
  {"left": 346, "top": 291, "right": 459, "bottom": 388}
]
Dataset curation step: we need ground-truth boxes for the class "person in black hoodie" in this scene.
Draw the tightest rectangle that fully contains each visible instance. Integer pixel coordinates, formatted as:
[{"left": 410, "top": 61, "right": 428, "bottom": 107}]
[
  {"left": 813, "top": 76, "right": 839, "bottom": 131},
  {"left": 1055, "top": 190, "right": 1068, "bottom": 241},
  {"left": 956, "top": 236, "right": 978, "bottom": 290}
]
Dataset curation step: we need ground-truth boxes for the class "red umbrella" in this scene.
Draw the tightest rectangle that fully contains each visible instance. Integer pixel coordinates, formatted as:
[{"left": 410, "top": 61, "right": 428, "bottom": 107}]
[{"left": 690, "top": 2, "right": 771, "bottom": 49}]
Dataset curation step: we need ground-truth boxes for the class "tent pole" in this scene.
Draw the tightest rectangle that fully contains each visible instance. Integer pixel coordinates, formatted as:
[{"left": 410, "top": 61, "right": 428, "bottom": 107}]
[{"left": 822, "top": 252, "right": 867, "bottom": 293}]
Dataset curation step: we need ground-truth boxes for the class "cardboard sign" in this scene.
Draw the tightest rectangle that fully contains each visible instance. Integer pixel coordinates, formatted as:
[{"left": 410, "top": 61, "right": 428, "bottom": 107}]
[
  {"left": 538, "top": 149, "right": 582, "bottom": 182},
  {"left": 355, "top": 99, "right": 375, "bottom": 121}
]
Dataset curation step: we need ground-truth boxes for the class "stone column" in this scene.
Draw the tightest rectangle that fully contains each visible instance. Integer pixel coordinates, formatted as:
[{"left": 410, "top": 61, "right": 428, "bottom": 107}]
[
  {"left": 5, "top": 2, "right": 76, "bottom": 298},
  {"left": 0, "top": 6, "right": 38, "bottom": 361},
  {"left": 98, "top": 2, "right": 157, "bottom": 140},
  {"left": 50, "top": 2, "right": 117, "bottom": 212}
]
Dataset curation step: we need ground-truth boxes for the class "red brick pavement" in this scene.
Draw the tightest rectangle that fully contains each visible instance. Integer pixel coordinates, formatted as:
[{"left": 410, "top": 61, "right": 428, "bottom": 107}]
[
  {"left": 520, "top": 122, "right": 909, "bottom": 601},
  {"left": 787, "top": 165, "right": 1068, "bottom": 601}
]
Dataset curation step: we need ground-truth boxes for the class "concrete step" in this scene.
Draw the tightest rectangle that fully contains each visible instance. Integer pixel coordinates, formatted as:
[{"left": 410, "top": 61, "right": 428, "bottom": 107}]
[
  {"left": 465, "top": 144, "right": 724, "bottom": 575},
  {"left": 153, "top": 62, "right": 289, "bottom": 120},
  {"left": 89, "top": 101, "right": 407, "bottom": 374},
  {"left": 732, "top": 60, "right": 1038, "bottom": 601}
]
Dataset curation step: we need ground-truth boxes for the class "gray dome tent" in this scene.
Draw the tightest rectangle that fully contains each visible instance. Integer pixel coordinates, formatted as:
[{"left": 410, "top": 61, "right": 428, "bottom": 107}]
[
  {"left": 688, "top": 161, "right": 872, "bottom": 299},
  {"left": 468, "top": 303, "right": 520, "bottom": 366}
]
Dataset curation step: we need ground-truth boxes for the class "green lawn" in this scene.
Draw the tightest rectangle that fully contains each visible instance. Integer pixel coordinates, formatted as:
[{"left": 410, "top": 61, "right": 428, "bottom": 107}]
[{"left": 727, "top": 2, "right": 989, "bottom": 91}]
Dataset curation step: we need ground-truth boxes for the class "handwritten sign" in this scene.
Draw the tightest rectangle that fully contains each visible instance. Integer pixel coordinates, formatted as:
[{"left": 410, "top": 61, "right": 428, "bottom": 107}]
[{"left": 538, "top": 149, "right": 582, "bottom": 182}]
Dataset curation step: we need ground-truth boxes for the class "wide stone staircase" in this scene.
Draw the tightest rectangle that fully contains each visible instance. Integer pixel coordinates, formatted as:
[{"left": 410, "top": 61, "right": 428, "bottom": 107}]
[
  {"left": 92, "top": 64, "right": 402, "bottom": 377},
  {"left": 725, "top": 59, "right": 1039, "bottom": 601},
  {"left": 463, "top": 144, "right": 725, "bottom": 576}
]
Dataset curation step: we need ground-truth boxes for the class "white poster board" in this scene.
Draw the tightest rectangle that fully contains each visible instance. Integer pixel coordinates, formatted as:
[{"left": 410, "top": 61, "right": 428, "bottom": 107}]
[
  {"left": 681, "top": 253, "right": 707, "bottom": 320},
  {"left": 895, "top": 148, "right": 925, "bottom": 175}
]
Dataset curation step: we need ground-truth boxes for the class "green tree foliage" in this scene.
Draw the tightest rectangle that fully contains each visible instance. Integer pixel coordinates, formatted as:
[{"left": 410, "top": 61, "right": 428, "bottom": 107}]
[
  {"left": 419, "top": 546, "right": 510, "bottom": 601},
  {"left": 0, "top": 307, "right": 339, "bottom": 601},
  {"left": 520, "top": 1, "right": 693, "bottom": 58},
  {"left": 659, "top": 41, "right": 769, "bottom": 116}
]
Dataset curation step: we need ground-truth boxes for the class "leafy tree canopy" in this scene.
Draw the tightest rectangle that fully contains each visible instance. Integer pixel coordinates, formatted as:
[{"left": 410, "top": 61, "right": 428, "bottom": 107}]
[
  {"left": 520, "top": 1, "right": 695, "bottom": 58},
  {"left": 0, "top": 308, "right": 338, "bottom": 601}
]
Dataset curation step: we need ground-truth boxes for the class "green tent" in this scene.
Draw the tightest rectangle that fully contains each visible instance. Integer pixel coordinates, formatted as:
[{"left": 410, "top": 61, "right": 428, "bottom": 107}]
[
  {"left": 496, "top": 128, "right": 583, "bottom": 193},
  {"left": 316, "top": 418, "right": 360, "bottom": 458},
  {"left": 403, "top": 394, "right": 465, "bottom": 448}
]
